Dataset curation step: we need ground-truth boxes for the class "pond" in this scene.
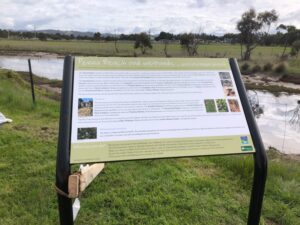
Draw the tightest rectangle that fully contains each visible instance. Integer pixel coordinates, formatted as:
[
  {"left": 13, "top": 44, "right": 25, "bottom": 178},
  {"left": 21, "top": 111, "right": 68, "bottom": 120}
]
[
  {"left": 253, "top": 91, "right": 300, "bottom": 154},
  {"left": 0, "top": 55, "right": 299, "bottom": 154},
  {"left": 0, "top": 55, "right": 64, "bottom": 80}
]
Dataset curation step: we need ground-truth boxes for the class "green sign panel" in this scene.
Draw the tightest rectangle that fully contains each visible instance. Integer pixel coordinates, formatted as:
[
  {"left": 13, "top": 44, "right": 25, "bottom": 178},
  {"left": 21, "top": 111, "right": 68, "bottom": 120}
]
[{"left": 70, "top": 57, "right": 255, "bottom": 163}]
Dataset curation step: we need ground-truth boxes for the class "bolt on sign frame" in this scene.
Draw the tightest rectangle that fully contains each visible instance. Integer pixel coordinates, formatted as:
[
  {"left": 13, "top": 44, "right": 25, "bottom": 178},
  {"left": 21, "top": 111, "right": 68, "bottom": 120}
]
[{"left": 56, "top": 56, "right": 267, "bottom": 225}]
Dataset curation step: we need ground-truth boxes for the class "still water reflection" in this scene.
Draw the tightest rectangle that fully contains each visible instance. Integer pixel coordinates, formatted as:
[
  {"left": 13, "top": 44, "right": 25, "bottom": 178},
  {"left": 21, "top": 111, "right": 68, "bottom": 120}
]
[
  {"left": 254, "top": 91, "right": 300, "bottom": 154},
  {"left": 0, "top": 55, "right": 63, "bottom": 80}
]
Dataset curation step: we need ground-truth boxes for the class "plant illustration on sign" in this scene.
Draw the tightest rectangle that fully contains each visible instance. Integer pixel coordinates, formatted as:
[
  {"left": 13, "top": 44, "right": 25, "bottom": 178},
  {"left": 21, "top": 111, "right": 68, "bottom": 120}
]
[{"left": 216, "top": 99, "right": 229, "bottom": 112}]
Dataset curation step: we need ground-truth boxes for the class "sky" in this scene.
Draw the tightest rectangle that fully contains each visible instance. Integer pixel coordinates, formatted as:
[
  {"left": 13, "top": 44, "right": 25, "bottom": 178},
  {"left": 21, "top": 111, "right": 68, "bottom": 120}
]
[{"left": 0, "top": 0, "right": 299, "bottom": 35}]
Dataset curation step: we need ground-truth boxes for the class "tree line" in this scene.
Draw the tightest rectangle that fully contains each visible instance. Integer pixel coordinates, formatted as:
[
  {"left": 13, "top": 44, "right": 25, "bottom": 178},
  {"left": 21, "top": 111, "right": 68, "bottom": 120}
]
[{"left": 0, "top": 28, "right": 298, "bottom": 47}]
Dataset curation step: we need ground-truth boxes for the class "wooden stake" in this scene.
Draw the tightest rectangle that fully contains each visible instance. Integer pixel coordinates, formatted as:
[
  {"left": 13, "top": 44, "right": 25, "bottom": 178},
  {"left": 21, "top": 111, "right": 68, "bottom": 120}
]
[{"left": 68, "top": 174, "right": 80, "bottom": 198}]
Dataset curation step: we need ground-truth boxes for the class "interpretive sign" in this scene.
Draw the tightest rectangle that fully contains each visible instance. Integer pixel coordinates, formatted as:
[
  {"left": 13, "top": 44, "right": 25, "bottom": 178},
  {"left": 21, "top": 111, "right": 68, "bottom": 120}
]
[
  {"left": 70, "top": 57, "right": 255, "bottom": 163},
  {"left": 56, "top": 56, "right": 267, "bottom": 225}
]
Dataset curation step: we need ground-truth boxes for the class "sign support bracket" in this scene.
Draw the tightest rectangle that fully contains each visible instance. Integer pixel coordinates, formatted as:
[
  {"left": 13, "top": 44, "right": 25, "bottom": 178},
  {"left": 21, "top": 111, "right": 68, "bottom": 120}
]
[
  {"left": 56, "top": 56, "right": 74, "bottom": 225},
  {"left": 229, "top": 58, "right": 267, "bottom": 225}
]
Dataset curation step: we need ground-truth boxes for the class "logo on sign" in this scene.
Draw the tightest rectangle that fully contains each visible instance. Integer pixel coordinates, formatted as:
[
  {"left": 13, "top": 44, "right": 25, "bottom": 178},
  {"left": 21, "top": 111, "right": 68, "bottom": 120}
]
[
  {"left": 240, "top": 136, "right": 248, "bottom": 144},
  {"left": 241, "top": 146, "right": 253, "bottom": 152}
]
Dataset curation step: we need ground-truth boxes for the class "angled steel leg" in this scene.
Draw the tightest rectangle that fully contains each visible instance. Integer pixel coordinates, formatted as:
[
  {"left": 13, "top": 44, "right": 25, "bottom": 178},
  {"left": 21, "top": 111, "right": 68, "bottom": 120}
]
[
  {"left": 229, "top": 58, "right": 268, "bottom": 225},
  {"left": 56, "top": 56, "right": 74, "bottom": 225},
  {"left": 247, "top": 153, "right": 267, "bottom": 225}
]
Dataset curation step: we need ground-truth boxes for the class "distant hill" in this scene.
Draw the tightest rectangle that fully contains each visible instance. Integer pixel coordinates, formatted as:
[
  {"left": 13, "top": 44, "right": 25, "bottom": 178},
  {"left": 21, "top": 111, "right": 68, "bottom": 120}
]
[
  {"left": 37, "top": 29, "right": 95, "bottom": 37},
  {"left": 16, "top": 29, "right": 153, "bottom": 38}
]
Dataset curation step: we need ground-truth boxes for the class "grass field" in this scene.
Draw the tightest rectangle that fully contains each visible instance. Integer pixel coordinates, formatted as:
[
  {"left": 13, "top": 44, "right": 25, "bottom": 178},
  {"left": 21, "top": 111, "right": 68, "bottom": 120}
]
[
  {"left": 0, "top": 69, "right": 299, "bottom": 224},
  {"left": 0, "top": 39, "right": 289, "bottom": 58},
  {"left": 1, "top": 39, "right": 300, "bottom": 75}
]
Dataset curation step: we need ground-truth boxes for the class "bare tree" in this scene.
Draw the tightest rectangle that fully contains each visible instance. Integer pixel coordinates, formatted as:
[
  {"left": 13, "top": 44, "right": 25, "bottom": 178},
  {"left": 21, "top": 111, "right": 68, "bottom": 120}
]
[
  {"left": 276, "top": 24, "right": 299, "bottom": 58},
  {"left": 155, "top": 31, "right": 173, "bottom": 57},
  {"left": 114, "top": 29, "right": 119, "bottom": 54}
]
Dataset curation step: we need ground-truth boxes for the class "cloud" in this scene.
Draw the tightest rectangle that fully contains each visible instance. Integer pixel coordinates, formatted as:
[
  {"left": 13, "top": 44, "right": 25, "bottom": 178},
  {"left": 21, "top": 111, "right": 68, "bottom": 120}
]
[
  {"left": 0, "top": 0, "right": 299, "bottom": 34},
  {"left": 0, "top": 17, "right": 15, "bottom": 28},
  {"left": 26, "top": 24, "right": 34, "bottom": 30}
]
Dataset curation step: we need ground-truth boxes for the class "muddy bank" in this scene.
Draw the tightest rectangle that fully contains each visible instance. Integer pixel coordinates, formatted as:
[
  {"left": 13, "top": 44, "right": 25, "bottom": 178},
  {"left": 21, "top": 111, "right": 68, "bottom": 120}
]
[
  {"left": 0, "top": 50, "right": 64, "bottom": 58},
  {"left": 243, "top": 73, "right": 300, "bottom": 94},
  {"left": 17, "top": 71, "right": 62, "bottom": 99}
]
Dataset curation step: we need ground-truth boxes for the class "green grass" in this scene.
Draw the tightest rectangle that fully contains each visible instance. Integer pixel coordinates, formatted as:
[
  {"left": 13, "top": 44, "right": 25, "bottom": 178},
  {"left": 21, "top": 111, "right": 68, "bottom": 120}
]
[
  {"left": 0, "top": 39, "right": 288, "bottom": 59},
  {"left": 0, "top": 70, "right": 299, "bottom": 225}
]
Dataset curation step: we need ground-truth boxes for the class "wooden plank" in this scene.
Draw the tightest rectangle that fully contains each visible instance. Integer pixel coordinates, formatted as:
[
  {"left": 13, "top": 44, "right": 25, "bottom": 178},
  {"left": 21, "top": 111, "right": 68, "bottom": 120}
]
[{"left": 79, "top": 163, "right": 105, "bottom": 192}]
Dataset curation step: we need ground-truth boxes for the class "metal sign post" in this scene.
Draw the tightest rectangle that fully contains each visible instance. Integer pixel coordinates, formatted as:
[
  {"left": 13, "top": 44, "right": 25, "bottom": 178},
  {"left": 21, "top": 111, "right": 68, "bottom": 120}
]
[
  {"left": 56, "top": 56, "right": 74, "bottom": 225},
  {"left": 229, "top": 59, "right": 267, "bottom": 225}
]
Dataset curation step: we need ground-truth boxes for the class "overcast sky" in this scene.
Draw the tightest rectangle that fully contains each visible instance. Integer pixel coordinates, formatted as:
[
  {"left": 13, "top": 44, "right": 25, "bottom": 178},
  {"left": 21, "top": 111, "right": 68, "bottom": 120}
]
[{"left": 0, "top": 0, "right": 299, "bottom": 35}]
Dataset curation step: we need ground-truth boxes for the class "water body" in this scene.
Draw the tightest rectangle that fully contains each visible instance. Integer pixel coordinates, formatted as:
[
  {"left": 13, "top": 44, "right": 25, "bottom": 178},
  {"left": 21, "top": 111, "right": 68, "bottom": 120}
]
[
  {"left": 254, "top": 91, "right": 300, "bottom": 154},
  {"left": 0, "top": 55, "right": 299, "bottom": 154},
  {"left": 0, "top": 55, "right": 63, "bottom": 80}
]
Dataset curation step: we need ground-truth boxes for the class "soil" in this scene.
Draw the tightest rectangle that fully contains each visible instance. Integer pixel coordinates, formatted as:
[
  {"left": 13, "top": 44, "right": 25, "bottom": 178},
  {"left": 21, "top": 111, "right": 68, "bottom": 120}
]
[
  {"left": 0, "top": 51, "right": 64, "bottom": 58},
  {"left": 39, "top": 84, "right": 61, "bottom": 94},
  {"left": 242, "top": 73, "right": 300, "bottom": 90}
]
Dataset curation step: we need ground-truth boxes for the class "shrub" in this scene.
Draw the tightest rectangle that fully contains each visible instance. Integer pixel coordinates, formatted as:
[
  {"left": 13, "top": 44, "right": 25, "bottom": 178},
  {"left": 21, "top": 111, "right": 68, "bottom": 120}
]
[
  {"left": 251, "top": 65, "right": 261, "bottom": 73},
  {"left": 290, "top": 40, "right": 300, "bottom": 58},
  {"left": 241, "top": 63, "right": 250, "bottom": 72},
  {"left": 263, "top": 62, "right": 273, "bottom": 71},
  {"left": 273, "top": 62, "right": 287, "bottom": 73},
  {"left": 7, "top": 71, "right": 13, "bottom": 78}
]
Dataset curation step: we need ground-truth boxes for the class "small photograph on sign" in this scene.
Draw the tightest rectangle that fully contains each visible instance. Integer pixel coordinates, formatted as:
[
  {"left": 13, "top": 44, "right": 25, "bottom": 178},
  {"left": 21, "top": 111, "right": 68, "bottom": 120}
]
[
  {"left": 78, "top": 98, "right": 93, "bottom": 117},
  {"left": 221, "top": 79, "right": 233, "bottom": 87},
  {"left": 77, "top": 127, "right": 97, "bottom": 140},
  {"left": 204, "top": 99, "right": 217, "bottom": 113},
  {"left": 228, "top": 99, "right": 241, "bottom": 112},
  {"left": 219, "top": 72, "right": 236, "bottom": 97},
  {"left": 216, "top": 99, "right": 229, "bottom": 112},
  {"left": 219, "top": 72, "right": 231, "bottom": 80},
  {"left": 223, "top": 87, "right": 236, "bottom": 97}
]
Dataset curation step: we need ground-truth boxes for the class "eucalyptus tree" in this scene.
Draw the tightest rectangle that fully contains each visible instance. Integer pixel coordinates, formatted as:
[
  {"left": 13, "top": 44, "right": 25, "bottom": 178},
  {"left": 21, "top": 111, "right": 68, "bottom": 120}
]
[{"left": 237, "top": 9, "right": 278, "bottom": 60}]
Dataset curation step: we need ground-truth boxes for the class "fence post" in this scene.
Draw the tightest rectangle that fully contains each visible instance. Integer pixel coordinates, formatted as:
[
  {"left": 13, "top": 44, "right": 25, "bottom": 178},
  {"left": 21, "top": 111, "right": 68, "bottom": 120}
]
[{"left": 28, "top": 59, "right": 36, "bottom": 104}]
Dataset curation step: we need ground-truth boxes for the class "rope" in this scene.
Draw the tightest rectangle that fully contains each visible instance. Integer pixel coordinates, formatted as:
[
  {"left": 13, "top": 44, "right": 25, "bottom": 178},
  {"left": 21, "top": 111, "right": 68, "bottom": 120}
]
[
  {"left": 55, "top": 171, "right": 82, "bottom": 198},
  {"left": 55, "top": 185, "right": 70, "bottom": 198}
]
